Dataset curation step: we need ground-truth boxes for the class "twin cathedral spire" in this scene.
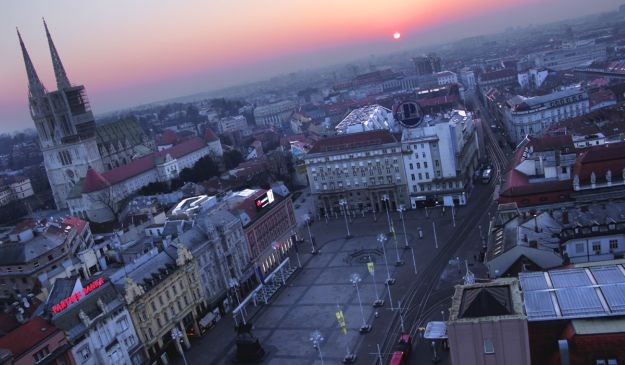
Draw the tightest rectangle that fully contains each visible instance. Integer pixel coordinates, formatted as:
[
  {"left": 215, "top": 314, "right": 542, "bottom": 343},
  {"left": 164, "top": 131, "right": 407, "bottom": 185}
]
[{"left": 17, "top": 18, "right": 71, "bottom": 96}]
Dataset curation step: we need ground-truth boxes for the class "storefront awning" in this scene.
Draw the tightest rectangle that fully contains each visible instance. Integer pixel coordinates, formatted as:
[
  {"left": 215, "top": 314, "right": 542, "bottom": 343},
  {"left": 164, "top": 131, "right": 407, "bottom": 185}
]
[
  {"left": 199, "top": 312, "right": 216, "bottom": 327},
  {"left": 424, "top": 321, "right": 448, "bottom": 339}
]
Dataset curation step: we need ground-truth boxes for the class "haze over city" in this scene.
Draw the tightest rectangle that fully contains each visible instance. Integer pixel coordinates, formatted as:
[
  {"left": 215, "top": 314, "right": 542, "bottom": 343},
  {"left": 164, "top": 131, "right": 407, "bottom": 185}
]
[{"left": 0, "top": 0, "right": 620, "bottom": 133}]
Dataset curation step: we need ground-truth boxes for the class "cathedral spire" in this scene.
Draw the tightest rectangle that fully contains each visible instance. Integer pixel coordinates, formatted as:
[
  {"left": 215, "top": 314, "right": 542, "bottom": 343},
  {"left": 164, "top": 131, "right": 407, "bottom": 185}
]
[
  {"left": 43, "top": 18, "right": 70, "bottom": 90},
  {"left": 17, "top": 27, "right": 45, "bottom": 98}
]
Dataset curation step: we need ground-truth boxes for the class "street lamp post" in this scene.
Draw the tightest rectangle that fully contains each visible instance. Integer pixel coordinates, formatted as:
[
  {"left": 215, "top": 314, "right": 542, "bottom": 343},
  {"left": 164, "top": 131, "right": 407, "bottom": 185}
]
[
  {"left": 381, "top": 194, "right": 392, "bottom": 234},
  {"left": 171, "top": 327, "right": 188, "bottom": 365},
  {"left": 350, "top": 273, "right": 371, "bottom": 333},
  {"left": 433, "top": 220, "right": 439, "bottom": 249},
  {"left": 228, "top": 278, "right": 247, "bottom": 325},
  {"left": 377, "top": 233, "right": 395, "bottom": 286},
  {"left": 367, "top": 259, "right": 384, "bottom": 307},
  {"left": 397, "top": 204, "right": 409, "bottom": 249},
  {"left": 310, "top": 330, "right": 325, "bottom": 365},
  {"left": 303, "top": 214, "right": 317, "bottom": 254},
  {"left": 339, "top": 199, "right": 352, "bottom": 239}
]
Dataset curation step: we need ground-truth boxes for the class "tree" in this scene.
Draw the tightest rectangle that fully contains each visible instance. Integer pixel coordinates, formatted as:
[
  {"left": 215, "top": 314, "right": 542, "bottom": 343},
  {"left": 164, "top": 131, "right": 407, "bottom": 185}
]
[
  {"left": 179, "top": 156, "right": 220, "bottom": 183},
  {"left": 138, "top": 181, "right": 170, "bottom": 195},
  {"left": 223, "top": 150, "right": 245, "bottom": 170}
]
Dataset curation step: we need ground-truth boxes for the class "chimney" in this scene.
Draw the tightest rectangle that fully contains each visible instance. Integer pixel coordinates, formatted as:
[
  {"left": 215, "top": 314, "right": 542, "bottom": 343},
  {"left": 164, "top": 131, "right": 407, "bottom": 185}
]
[
  {"left": 558, "top": 339, "right": 570, "bottom": 365},
  {"left": 562, "top": 209, "right": 569, "bottom": 225}
]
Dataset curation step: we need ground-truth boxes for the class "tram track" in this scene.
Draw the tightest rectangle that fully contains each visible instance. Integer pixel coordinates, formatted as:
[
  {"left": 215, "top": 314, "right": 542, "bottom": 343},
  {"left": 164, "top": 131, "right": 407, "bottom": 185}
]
[{"left": 373, "top": 106, "right": 509, "bottom": 364}]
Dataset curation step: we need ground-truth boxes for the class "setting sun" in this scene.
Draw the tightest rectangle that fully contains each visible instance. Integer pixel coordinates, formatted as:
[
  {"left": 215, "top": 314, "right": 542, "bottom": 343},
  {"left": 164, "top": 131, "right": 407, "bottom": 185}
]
[{"left": 393, "top": 32, "right": 401, "bottom": 39}]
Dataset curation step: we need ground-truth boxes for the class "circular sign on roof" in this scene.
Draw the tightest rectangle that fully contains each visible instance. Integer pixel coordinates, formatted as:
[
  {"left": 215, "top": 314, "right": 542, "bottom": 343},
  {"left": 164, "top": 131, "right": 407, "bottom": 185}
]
[{"left": 393, "top": 100, "right": 423, "bottom": 128}]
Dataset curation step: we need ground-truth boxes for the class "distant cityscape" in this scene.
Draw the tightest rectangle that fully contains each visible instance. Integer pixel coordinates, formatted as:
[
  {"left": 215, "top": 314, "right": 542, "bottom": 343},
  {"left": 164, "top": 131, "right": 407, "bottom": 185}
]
[{"left": 1, "top": 4, "right": 625, "bottom": 365}]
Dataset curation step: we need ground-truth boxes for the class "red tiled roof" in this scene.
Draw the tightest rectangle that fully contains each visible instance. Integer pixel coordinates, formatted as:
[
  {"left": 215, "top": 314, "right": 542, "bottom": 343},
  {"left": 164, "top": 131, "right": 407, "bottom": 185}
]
[
  {"left": 499, "top": 168, "right": 571, "bottom": 197},
  {"left": 417, "top": 94, "right": 458, "bottom": 108},
  {"left": 83, "top": 168, "right": 110, "bottom": 193},
  {"left": 85, "top": 137, "right": 207, "bottom": 193},
  {"left": 62, "top": 216, "right": 87, "bottom": 233},
  {"left": 204, "top": 127, "right": 219, "bottom": 142},
  {"left": 479, "top": 68, "right": 516, "bottom": 82},
  {"left": 588, "top": 89, "right": 616, "bottom": 107},
  {"left": 573, "top": 142, "right": 625, "bottom": 183},
  {"left": 156, "top": 130, "right": 179, "bottom": 146},
  {"left": 0, "top": 317, "right": 61, "bottom": 359},
  {"left": 530, "top": 134, "right": 574, "bottom": 152},
  {"left": 308, "top": 130, "right": 399, "bottom": 154}
]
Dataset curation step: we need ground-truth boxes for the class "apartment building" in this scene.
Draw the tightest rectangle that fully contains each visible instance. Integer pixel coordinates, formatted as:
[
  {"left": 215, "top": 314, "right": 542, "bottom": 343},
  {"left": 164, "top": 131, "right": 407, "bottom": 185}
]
[
  {"left": 402, "top": 110, "right": 479, "bottom": 207},
  {"left": 304, "top": 130, "right": 407, "bottom": 216}
]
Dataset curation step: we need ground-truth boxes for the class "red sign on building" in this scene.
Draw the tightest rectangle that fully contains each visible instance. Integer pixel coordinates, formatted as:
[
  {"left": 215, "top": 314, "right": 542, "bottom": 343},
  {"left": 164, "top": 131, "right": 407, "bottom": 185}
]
[{"left": 52, "top": 277, "right": 105, "bottom": 314}]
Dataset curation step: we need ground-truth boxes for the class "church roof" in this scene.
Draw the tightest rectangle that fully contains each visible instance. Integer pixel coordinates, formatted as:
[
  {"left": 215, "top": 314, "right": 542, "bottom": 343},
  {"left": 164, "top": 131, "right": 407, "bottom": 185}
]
[
  {"left": 156, "top": 129, "right": 179, "bottom": 146},
  {"left": 83, "top": 168, "right": 110, "bottom": 193},
  {"left": 96, "top": 117, "right": 145, "bottom": 148},
  {"left": 204, "top": 127, "right": 219, "bottom": 142},
  {"left": 84, "top": 137, "right": 207, "bottom": 193}
]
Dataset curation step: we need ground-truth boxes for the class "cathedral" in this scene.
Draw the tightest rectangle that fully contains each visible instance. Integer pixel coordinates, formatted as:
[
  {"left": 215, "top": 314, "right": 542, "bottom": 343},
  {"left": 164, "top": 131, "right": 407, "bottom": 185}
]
[{"left": 18, "top": 20, "right": 221, "bottom": 222}]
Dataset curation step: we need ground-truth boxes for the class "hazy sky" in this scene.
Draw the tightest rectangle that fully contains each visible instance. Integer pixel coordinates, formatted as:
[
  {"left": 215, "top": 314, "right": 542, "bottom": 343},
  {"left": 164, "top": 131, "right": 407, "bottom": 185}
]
[{"left": 1, "top": 0, "right": 621, "bottom": 133}]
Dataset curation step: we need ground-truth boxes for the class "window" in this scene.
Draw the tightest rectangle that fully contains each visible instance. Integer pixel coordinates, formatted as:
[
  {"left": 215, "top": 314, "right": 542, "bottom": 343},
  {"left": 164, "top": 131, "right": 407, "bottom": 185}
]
[
  {"left": 435, "top": 160, "right": 440, "bottom": 167},
  {"left": 424, "top": 162, "right": 428, "bottom": 168},
  {"left": 592, "top": 242, "right": 601, "bottom": 252},
  {"left": 33, "top": 346, "right": 50, "bottom": 362},
  {"left": 483, "top": 339, "right": 494, "bottom": 354},
  {"left": 425, "top": 173, "right": 430, "bottom": 179},
  {"left": 418, "top": 173, "right": 422, "bottom": 180},
  {"left": 117, "top": 316, "right": 129, "bottom": 332},
  {"left": 609, "top": 240, "right": 618, "bottom": 250},
  {"left": 79, "top": 346, "right": 91, "bottom": 361},
  {"left": 411, "top": 174, "right": 415, "bottom": 181},
  {"left": 409, "top": 163, "right": 413, "bottom": 170},
  {"left": 48, "top": 254, "right": 54, "bottom": 261},
  {"left": 416, "top": 162, "right": 421, "bottom": 169}
]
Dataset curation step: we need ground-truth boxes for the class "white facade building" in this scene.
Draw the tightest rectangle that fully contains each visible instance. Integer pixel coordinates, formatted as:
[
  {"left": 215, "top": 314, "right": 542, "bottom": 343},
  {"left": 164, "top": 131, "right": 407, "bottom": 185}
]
[
  {"left": 50, "top": 279, "right": 144, "bottom": 365},
  {"left": 517, "top": 68, "right": 549, "bottom": 90},
  {"left": 504, "top": 86, "right": 590, "bottom": 143},
  {"left": 304, "top": 130, "right": 408, "bottom": 216},
  {"left": 334, "top": 105, "right": 397, "bottom": 134},
  {"left": 216, "top": 115, "right": 248, "bottom": 134},
  {"left": 434, "top": 71, "right": 458, "bottom": 86},
  {"left": 459, "top": 68, "right": 476, "bottom": 90},
  {"left": 254, "top": 100, "right": 296, "bottom": 128},
  {"left": 525, "top": 43, "right": 607, "bottom": 71},
  {"left": 67, "top": 134, "right": 221, "bottom": 223},
  {"left": 401, "top": 110, "right": 479, "bottom": 208}
]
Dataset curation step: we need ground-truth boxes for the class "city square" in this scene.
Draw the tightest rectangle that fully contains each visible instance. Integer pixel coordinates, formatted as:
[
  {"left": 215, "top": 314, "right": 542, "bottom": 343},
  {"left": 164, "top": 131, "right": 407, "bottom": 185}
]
[{"left": 180, "top": 182, "right": 494, "bottom": 365}]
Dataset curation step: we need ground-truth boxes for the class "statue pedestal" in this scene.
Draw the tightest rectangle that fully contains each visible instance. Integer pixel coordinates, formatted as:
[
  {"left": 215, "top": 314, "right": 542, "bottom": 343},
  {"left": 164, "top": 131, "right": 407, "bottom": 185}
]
[{"left": 235, "top": 323, "right": 266, "bottom": 363}]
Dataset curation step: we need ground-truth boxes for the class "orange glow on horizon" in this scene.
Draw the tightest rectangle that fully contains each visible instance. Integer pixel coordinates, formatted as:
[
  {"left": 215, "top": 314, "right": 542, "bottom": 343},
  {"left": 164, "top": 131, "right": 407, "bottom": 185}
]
[{"left": 18, "top": 0, "right": 532, "bottom": 104}]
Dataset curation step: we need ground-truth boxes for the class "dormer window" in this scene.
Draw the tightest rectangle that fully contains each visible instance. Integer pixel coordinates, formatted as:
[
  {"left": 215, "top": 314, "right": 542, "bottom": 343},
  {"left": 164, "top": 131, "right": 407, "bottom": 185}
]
[{"left": 592, "top": 225, "right": 599, "bottom": 233}]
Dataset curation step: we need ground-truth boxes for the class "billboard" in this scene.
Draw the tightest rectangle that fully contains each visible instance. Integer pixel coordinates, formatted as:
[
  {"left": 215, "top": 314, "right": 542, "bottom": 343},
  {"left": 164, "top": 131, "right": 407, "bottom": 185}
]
[{"left": 254, "top": 189, "right": 275, "bottom": 211}]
